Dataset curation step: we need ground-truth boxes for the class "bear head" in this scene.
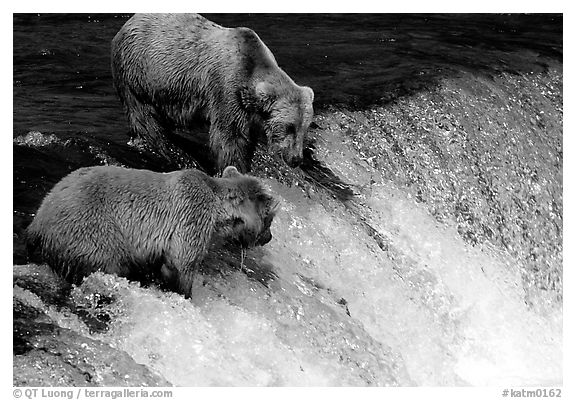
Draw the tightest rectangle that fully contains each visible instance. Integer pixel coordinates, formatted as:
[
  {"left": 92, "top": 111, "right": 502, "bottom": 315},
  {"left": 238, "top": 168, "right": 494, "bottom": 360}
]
[
  {"left": 241, "top": 80, "right": 314, "bottom": 168},
  {"left": 215, "top": 166, "right": 278, "bottom": 248}
]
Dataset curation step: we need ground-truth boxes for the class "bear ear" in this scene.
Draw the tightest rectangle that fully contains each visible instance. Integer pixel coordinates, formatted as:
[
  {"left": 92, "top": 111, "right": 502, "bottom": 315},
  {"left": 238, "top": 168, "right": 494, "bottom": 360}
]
[
  {"left": 302, "top": 86, "right": 314, "bottom": 103},
  {"left": 222, "top": 166, "right": 241, "bottom": 178}
]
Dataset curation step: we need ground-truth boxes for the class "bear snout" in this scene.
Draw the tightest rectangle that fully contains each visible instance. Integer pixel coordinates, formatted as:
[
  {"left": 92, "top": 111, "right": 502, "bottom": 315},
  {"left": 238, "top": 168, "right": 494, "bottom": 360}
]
[
  {"left": 287, "top": 155, "right": 303, "bottom": 168},
  {"left": 256, "top": 229, "right": 273, "bottom": 246},
  {"left": 282, "top": 151, "right": 303, "bottom": 168}
]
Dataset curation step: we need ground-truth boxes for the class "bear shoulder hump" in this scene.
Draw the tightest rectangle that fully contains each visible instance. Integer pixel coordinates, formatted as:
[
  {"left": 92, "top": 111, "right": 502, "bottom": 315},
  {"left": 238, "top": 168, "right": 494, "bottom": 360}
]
[
  {"left": 232, "top": 28, "right": 268, "bottom": 53},
  {"left": 58, "top": 166, "right": 101, "bottom": 185}
]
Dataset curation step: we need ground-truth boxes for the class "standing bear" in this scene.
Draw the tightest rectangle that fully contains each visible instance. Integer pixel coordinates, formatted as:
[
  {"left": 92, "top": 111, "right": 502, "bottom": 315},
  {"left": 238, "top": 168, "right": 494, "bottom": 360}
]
[
  {"left": 111, "top": 13, "right": 315, "bottom": 172},
  {"left": 25, "top": 165, "right": 277, "bottom": 298}
]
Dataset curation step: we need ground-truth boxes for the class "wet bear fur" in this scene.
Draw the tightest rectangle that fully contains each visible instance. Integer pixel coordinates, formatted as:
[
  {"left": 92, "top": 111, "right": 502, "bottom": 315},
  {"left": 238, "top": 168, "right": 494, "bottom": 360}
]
[
  {"left": 111, "top": 13, "right": 314, "bottom": 172},
  {"left": 25, "top": 165, "right": 277, "bottom": 298}
]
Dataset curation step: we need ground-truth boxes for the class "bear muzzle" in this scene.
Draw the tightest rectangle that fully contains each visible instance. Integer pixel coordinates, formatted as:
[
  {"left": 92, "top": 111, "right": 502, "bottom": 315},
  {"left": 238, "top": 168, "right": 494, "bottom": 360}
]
[
  {"left": 256, "top": 229, "right": 273, "bottom": 246},
  {"left": 286, "top": 155, "right": 303, "bottom": 168},
  {"left": 281, "top": 150, "right": 303, "bottom": 168},
  {"left": 272, "top": 136, "right": 304, "bottom": 168},
  {"left": 236, "top": 228, "right": 271, "bottom": 248}
]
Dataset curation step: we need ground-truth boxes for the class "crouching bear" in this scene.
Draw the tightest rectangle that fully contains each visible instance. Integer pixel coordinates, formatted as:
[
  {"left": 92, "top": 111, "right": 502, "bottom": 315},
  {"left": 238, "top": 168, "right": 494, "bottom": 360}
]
[
  {"left": 25, "top": 165, "right": 277, "bottom": 298},
  {"left": 111, "top": 13, "right": 314, "bottom": 172}
]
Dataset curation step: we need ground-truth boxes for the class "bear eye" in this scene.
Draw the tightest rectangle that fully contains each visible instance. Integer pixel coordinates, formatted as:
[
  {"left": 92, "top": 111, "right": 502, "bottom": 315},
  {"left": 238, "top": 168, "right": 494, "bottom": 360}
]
[{"left": 286, "top": 124, "right": 296, "bottom": 136}]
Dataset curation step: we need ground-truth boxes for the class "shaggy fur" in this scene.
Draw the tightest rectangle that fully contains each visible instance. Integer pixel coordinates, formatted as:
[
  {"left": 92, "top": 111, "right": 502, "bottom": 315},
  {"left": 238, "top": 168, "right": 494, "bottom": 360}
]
[
  {"left": 25, "top": 165, "right": 277, "bottom": 298},
  {"left": 111, "top": 13, "right": 314, "bottom": 172}
]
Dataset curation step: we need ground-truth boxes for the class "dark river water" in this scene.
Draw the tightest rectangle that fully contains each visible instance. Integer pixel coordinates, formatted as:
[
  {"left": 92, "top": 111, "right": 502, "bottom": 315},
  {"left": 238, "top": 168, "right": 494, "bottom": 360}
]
[{"left": 13, "top": 14, "right": 563, "bottom": 387}]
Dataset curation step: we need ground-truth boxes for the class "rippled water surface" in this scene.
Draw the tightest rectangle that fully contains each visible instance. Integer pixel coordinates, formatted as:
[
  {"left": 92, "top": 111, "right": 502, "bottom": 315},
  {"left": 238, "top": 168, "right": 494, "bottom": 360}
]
[{"left": 13, "top": 14, "right": 562, "bottom": 387}]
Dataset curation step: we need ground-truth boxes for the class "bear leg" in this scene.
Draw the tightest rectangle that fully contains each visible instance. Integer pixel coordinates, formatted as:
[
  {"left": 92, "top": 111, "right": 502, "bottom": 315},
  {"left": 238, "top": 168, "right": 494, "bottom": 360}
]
[
  {"left": 123, "top": 96, "right": 197, "bottom": 168},
  {"left": 209, "top": 125, "right": 251, "bottom": 173},
  {"left": 160, "top": 262, "right": 197, "bottom": 298},
  {"left": 164, "top": 239, "right": 204, "bottom": 298},
  {"left": 176, "top": 265, "right": 198, "bottom": 299}
]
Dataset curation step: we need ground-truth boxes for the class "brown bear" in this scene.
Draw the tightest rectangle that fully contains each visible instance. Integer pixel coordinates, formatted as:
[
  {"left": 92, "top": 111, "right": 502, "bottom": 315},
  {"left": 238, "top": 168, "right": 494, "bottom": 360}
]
[
  {"left": 111, "top": 13, "right": 314, "bottom": 172},
  {"left": 25, "top": 165, "right": 277, "bottom": 298}
]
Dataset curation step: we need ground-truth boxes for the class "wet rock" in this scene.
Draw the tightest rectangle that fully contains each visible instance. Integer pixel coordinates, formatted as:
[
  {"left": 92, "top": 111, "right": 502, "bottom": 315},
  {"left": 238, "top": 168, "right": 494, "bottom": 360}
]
[{"left": 13, "top": 266, "right": 171, "bottom": 387}]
